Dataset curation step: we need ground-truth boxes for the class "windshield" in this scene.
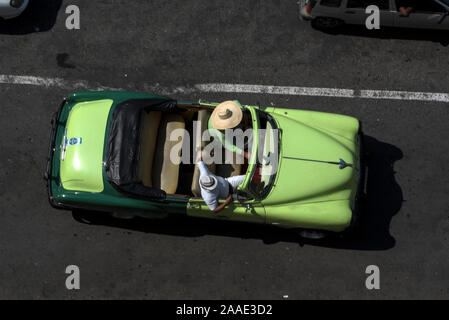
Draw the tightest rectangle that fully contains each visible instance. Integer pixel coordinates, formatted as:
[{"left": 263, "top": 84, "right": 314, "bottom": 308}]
[
  {"left": 248, "top": 110, "right": 279, "bottom": 199},
  {"left": 439, "top": 0, "right": 449, "bottom": 7}
]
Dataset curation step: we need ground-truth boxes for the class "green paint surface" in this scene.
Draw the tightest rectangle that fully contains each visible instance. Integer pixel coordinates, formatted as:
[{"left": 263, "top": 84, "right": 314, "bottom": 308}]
[{"left": 60, "top": 99, "right": 113, "bottom": 193}]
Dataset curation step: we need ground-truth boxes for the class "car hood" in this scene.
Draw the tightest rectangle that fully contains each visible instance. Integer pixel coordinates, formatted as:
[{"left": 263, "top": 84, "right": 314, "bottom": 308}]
[{"left": 263, "top": 112, "right": 359, "bottom": 206}]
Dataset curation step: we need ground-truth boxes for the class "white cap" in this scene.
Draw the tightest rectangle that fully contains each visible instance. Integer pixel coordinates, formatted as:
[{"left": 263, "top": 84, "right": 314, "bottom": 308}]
[{"left": 200, "top": 175, "right": 217, "bottom": 191}]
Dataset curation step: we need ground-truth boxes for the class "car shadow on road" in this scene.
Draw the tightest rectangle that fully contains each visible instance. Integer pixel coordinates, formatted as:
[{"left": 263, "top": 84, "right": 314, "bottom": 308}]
[
  {"left": 72, "top": 135, "right": 403, "bottom": 251},
  {"left": 314, "top": 24, "right": 449, "bottom": 46},
  {"left": 309, "top": 135, "right": 404, "bottom": 250},
  {"left": 0, "top": 0, "right": 62, "bottom": 34}
]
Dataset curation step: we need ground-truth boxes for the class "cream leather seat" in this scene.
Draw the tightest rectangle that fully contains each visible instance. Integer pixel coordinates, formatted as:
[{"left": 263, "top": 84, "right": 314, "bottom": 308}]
[
  {"left": 152, "top": 113, "right": 185, "bottom": 194},
  {"left": 138, "top": 111, "right": 162, "bottom": 187},
  {"left": 191, "top": 110, "right": 216, "bottom": 197}
]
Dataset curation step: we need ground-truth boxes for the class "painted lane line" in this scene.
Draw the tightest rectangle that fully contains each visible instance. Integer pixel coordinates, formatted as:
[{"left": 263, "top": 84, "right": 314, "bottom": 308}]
[
  {"left": 0, "top": 75, "right": 65, "bottom": 87},
  {"left": 0, "top": 74, "right": 120, "bottom": 91},
  {"left": 1, "top": 74, "right": 449, "bottom": 103},
  {"left": 359, "top": 90, "right": 449, "bottom": 103},
  {"left": 195, "top": 83, "right": 355, "bottom": 98},
  {"left": 0, "top": 74, "right": 181, "bottom": 94},
  {"left": 196, "top": 83, "right": 449, "bottom": 103}
]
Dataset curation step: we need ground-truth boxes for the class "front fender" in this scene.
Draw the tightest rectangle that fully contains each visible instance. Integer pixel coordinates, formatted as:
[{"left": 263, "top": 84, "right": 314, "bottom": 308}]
[{"left": 265, "top": 199, "right": 353, "bottom": 233}]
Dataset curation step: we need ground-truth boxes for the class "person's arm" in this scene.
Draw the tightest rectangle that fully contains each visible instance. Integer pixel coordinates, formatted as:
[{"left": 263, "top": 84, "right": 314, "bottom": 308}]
[
  {"left": 226, "top": 175, "right": 246, "bottom": 190},
  {"left": 213, "top": 194, "right": 232, "bottom": 213}
]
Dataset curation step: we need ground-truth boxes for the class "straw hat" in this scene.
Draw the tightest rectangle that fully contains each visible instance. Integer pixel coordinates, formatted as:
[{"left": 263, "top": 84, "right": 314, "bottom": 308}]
[{"left": 210, "top": 101, "right": 243, "bottom": 130}]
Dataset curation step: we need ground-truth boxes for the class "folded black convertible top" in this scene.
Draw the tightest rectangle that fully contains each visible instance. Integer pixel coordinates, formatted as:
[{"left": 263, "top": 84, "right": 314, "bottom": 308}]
[{"left": 105, "top": 98, "right": 181, "bottom": 200}]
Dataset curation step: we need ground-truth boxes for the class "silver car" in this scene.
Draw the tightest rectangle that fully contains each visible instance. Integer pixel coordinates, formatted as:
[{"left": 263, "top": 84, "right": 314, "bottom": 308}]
[
  {"left": 0, "top": 0, "right": 29, "bottom": 19},
  {"left": 300, "top": 0, "right": 449, "bottom": 30}
]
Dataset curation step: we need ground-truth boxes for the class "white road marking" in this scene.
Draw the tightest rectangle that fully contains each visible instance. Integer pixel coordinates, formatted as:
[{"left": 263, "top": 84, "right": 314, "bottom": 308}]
[
  {"left": 196, "top": 83, "right": 449, "bottom": 103},
  {"left": 0, "top": 74, "right": 120, "bottom": 91},
  {"left": 359, "top": 89, "right": 449, "bottom": 103},
  {"left": 195, "top": 83, "right": 355, "bottom": 98},
  {"left": 1, "top": 74, "right": 448, "bottom": 103}
]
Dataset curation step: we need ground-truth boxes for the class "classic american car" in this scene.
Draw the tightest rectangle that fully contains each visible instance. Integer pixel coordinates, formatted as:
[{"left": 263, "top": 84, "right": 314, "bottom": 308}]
[
  {"left": 46, "top": 91, "right": 365, "bottom": 239},
  {"left": 300, "top": 0, "right": 449, "bottom": 31}
]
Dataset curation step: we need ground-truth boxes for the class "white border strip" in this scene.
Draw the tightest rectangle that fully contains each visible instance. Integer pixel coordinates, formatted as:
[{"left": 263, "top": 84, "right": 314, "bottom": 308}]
[{"left": 1, "top": 75, "right": 448, "bottom": 103}]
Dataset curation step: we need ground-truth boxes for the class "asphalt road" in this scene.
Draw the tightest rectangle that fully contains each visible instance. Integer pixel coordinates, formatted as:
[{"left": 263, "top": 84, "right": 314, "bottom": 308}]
[{"left": 0, "top": 0, "right": 448, "bottom": 299}]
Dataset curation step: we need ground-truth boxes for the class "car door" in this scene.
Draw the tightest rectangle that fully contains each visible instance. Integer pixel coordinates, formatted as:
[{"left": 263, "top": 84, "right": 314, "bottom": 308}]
[
  {"left": 186, "top": 196, "right": 266, "bottom": 224},
  {"left": 342, "top": 0, "right": 395, "bottom": 27},
  {"left": 394, "top": 0, "right": 449, "bottom": 30}
]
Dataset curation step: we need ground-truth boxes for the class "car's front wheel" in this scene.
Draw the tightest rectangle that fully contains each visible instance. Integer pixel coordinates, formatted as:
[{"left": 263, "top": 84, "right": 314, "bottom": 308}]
[{"left": 311, "top": 17, "right": 344, "bottom": 30}]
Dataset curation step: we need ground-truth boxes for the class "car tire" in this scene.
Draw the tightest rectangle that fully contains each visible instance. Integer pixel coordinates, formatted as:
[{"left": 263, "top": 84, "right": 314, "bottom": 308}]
[
  {"left": 72, "top": 209, "right": 110, "bottom": 225},
  {"left": 311, "top": 17, "right": 344, "bottom": 30},
  {"left": 294, "top": 229, "right": 328, "bottom": 240}
]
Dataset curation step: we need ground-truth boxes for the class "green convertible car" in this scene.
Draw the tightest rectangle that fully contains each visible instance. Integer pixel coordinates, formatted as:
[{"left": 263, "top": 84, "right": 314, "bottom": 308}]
[{"left": 46, "top": 91, "right": 365, "bottom": 238}]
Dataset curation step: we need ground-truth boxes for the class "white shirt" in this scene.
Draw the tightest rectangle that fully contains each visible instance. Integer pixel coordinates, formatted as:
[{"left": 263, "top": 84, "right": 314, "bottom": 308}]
[{"left": 197, "top": 161, "right": 246, "bottom": 211}]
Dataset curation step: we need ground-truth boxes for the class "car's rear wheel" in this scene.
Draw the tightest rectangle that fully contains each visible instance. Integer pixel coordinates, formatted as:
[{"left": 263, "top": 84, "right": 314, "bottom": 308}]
[
  {"left": 312, "top": 17, "right": 344, "bottom": 30},
  {"left": 72, "top": 209, "right": 110, "bottom": 225}
]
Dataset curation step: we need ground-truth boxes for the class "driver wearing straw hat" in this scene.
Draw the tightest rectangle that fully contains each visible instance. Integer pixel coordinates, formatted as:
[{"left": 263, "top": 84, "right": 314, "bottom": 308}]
[
  {"left": 208, "top": 100, "right": 251, "bottom": 159},
  {"left": 195, "top": 100, "right": 250, "bottom": 212}
]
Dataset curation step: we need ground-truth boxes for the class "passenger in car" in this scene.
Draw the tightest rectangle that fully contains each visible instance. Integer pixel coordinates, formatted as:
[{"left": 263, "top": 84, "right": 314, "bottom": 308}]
[
  {"left": 196, "top": 151, "right": 245, "bottom": 212},
  {"left": 398, "top": 0, "right": 415, "bottom": 16},
  {"left": 399, "top": 6, "right": 414, "bottom": 16}
]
